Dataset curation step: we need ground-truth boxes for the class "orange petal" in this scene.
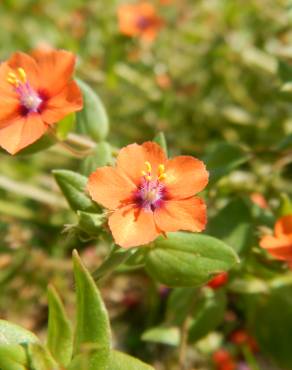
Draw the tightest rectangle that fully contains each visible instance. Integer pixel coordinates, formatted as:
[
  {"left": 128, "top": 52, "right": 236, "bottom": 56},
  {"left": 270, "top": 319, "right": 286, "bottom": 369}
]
[
  {"left": 164, "top": 156, "right": 208, "bottom": 199},
  {"left": 118, "top": 4, "right": 140, "bottom": 36},
  {"left": 154, "top": 197, "right": 207, "bottom": 233},
  {"left": 31, "top": 49, "right": 76, "bottom": 96},
  {"left": 0, "top": 113, "right": 48, "bottom": 154},
  {"left": 8, "top": 52, "right": 40, "bottom": 89},
  {"left": 87, "top": 167, "right": 136, "bottom": 210},
  {"left": 116, "top": 142, "right": 167, "bottom": 185},
  {"left": 275, "top": 215, "right": 292, "bottom": 237},
  {"left": 0, "top": 62, "right": 19, "bottom": 98},
  {"left": 260, "top": 235, "right": 292, "bottom": 260},
  {"left": 0, "top": 97, "right": 20, "bottom": 127},
  {"left": 108, "top": 205, "right": 160, "bottom": 248},
  {"left": 41, "top": 80, "right": 83, "bottom": 125}
]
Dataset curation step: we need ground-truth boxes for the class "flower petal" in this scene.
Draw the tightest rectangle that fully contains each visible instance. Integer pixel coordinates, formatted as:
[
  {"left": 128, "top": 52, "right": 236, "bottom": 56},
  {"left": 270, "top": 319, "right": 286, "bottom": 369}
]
[
  {"left": 164, "top": 156, "right": 208, "bottom": 199},
  {"left": 260, "top": 235, "right": 292, "bottom": 261},
  {"left": 8, "top": 52, "right": 40, "bottom": 88},
  {"left": 87, "top": 167, "right": 136, "bottom": 210},
  {"left": 0, "top": 62, "right": 19, "bottom": 98},
  {"left": 116, "top": 142, "right": 167, "bottom": 185},
  {"left": 41, "top": 80, "right": 83, "bottom": 125},
  {"left": 154, "top": 197, "right": 207, "bottom": 233},
  {"left": 32, "top": 49, "right": 76, "bottom": 96},
  {"left": 0, "top": 113, "right": 48, "bottom": 154},
  {"left": 108, "top": 205, "right": 160, "bottom": 248},
  {"left": 0, "top": 97, "right": 20, "bottom": 127},
  {"left": 275, "top": 215, "right": 292, "bottom": 237}
]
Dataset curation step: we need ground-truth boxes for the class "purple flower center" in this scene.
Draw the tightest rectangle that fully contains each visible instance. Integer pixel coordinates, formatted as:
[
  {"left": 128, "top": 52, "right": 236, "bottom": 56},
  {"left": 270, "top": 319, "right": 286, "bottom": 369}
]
[
  {"left": 16, "top": 82, "right": 43, "bottom": 113},
  {"left": 7, "top": 68, "right": 43, "bottom": 114},
  {"left": 136, "top": 16, "right": 152, "bottom": 30},
  {"left": 134, "top": 161, "right": 167, "bottom": 212}
]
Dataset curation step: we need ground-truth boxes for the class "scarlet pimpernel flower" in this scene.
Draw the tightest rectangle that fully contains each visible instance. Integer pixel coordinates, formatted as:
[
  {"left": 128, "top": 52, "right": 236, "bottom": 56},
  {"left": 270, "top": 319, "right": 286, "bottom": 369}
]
[
  {"left": 87, "top": 142, "right": 208, "bottom": 248},
  {"left": 260, "top": 215, "right": 292, "bottom": 267},
  {"left": 118, "top": 2, "right": 163, "bottom": 42},
  {"left": 0, "top": 49, "right": 83, "bottom": 154}
]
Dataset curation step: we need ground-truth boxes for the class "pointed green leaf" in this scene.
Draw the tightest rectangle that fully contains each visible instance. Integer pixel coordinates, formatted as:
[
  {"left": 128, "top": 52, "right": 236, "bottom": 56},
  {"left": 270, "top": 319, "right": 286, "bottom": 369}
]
[
  {"left": 53, "top": 169, "right": 99, "bottom": 212},
  {"left": 109, "top": 351, "right": 154, "bottom": 370},
  {"left": 77, "top": 211, "right": 105, "bottom": 237},
  {"left": 26, "top": 343, "right": 57, "bottom": 370},
  {"left": 0, "top": 320, "right": 38, "bottom": 345},
  {"left": 145, "top": 233, "right": 239, "bottom": 287},
  {"left": 92, "top": 245, "right": 133, "bottom": 282},
  {"left": 142, "top": 326, "right": 180, "bottom": 346},
  {"left": 47, "top": 285, "right": 73, "bottom": 367},
  {"left": 188, "top": 289, "right": 226, "bottom": 343},
  {"left": 76, "top": 79, "right": 109, "bottom": 141},
  {"left": 73, "top": 250, "right": 111, "bottom": 370},
  {"left": 153, "top": 132, "right": 168, "bottom": 155},
  {"left": 0, "top": 344, "right": 26, "bottom": 368}
]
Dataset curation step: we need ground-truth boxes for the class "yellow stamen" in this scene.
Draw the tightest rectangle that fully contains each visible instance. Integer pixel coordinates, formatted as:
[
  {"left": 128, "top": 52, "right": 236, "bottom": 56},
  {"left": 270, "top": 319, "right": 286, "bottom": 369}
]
[
  {"left": 145, "top": 161, "right": 152, "bottom": 173},
  {"left": 158, "top": 163, "right": 166, "bottom": 181},
  {"left": 7, "top": 72, "right": 19, "bottom": 86},
  {"left": 146, "top": 175, "right": 152, "bottom": 181},
  {"left": 17, "top": 68, "right": 27, "bottom": 83}
]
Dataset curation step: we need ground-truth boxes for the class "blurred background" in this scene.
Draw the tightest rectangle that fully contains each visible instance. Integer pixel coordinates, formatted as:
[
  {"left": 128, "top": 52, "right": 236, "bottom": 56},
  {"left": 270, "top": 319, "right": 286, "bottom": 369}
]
[{"left": 0, "top": 0, "right": 292, "bottom": 369}]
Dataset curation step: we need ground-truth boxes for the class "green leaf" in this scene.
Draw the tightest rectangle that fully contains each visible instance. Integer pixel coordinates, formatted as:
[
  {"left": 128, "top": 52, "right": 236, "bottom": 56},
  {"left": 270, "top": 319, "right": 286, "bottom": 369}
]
[
  {"left": 278, "top": 193, "right": 292, "bottom": 217},
  {"left": 56, "top": 113, "right": 76, "bottom": 140},
  {"left": 166, "top": 288, "right": 198, "bottom": 326},
  {"left": 247, "top": 286, "right": 292, "bottom": 369},
  {"left": 0, "top": 320, "right": 38, "bottom": 345},
  {"left": 188, "top": 289, "right": 226, "bottom": 343},
  {"left": 26, "top": 343, "right": 57, "bottom": 370},
  {"left": 204, "top": 142, "right": 250, "bottom": 184},
  {"left": 92, "top": 245, "right": 133, "bottom": 282},
  {"left": 47, "top": 285, "right": 73, "bottom": 367},
  {"left": 77, "top": 211, "right": 105, "bottom": 237},
  {"left": 76, "top": 79, "right": 109, "bottom": 142},
  {"left": 80, "top": 142, "right": 113, "bottom": 177},
  {"left": 108, "top": 350, "right": 154, "bottom": 370},
  {"left": 153, "top": 132, "right": 168, "bottom": 155},
  {"left": 0, "top": 344, "right": 26, "bottom": 369},
  {"left": 145, "top": 233, "right": 239, "bottom": 287},
  {"left": 207, "top": 198, "right": 253, "bottom": 254},
  {"left": 142, "top": 326, "right": 180, "bottom": 346},
  {"left": 53, "top": 169, "right": 99, "bottom": 212},
  {"left": 73, "top": 250, "right": 111, "bottom": 370}
]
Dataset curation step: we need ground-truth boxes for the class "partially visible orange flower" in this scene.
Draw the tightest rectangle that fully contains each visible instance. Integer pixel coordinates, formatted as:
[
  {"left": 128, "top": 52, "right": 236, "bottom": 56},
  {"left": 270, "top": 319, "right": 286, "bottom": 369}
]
[
  {"left": 118, "top": 2, "right": 163, "bottom": 42},
  {"left": 213, "top": 349, "right": 236, "bottom": 370},
  {"left": 250, "top": 192, "right": 268, "bottom": 209},
  {"left": 260, "top": 215, "right": 292, "bottom": 266},
  {"left": 0, "top": 49, "right": 83, "bottom": 154},
  {"left": 87, "top": 142, "right": 208, "bottom": 248},
  {"left": 207, "top": 272, "right": 228, "bottom": 289}
]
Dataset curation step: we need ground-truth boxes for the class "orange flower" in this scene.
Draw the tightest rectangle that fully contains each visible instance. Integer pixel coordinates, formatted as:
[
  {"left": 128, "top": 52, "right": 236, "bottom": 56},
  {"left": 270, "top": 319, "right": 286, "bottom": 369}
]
[
  {"left": 87, "top": 142, "right": 208, "bottom": 248},
  {"left": 207, "top": 272, "right": 228, "bottom": 289},
  {"left": 118, "top": 2, "right": 163, "bottom": 42},
  {"left": 213, "top": 350, "right": 236, "bottom": 370},
  {"left": 259, "top": 215, "right": 292, "bottom": 265},
  {"left": 0, "top": 49, "right": 83, "bottom": 154}
]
